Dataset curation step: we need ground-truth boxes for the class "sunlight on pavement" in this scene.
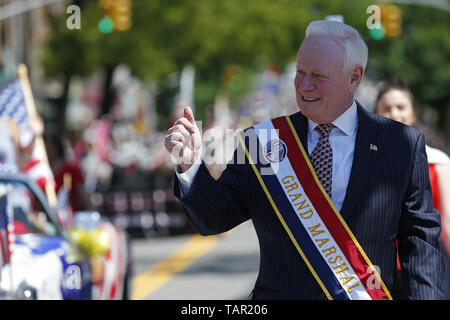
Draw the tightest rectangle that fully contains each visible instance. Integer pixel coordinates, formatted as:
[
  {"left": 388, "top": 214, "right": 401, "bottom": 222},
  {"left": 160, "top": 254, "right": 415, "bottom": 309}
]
[{"left": 131, "top": 234, "right": 219, "bottom": 300}]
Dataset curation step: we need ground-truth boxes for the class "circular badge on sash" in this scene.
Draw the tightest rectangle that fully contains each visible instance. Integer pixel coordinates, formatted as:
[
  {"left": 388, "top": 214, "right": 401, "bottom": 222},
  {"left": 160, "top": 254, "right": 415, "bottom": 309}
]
[{"left": 263, "top": 139, "right": 287, "bottom": 163}]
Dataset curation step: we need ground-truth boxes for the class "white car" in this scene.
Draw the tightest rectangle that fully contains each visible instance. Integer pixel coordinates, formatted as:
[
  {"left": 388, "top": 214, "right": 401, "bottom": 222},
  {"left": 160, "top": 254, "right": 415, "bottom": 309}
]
[{"left": 0, "top": 171, "right": 131, "bottom": 300}]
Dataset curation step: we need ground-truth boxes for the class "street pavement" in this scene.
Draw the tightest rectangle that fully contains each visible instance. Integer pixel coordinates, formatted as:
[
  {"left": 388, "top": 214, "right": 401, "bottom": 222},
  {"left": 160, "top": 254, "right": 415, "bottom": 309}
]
[{"left": 130, "top": 220, "right": 260, "bottom": 300}]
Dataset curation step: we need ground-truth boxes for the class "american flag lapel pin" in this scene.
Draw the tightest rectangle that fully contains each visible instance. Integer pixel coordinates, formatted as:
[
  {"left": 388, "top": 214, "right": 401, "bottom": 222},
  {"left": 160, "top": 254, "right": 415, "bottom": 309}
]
[{"left": 370, "top": 144, "right": 378, "bottom": 151}]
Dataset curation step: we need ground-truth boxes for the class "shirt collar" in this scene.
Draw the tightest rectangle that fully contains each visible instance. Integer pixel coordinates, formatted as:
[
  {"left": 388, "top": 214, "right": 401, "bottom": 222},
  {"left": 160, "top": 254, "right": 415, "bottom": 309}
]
[{"left": 307, "top": 100, "right": 358, "bottom": 136}]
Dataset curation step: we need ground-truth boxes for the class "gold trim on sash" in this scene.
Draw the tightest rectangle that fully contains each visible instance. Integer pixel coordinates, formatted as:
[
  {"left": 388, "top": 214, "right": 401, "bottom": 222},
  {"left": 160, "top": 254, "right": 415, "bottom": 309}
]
[
  {"left": 236, "top": 132, "right": 334, "bottom": 300},
  {"left": 284, "top": 116, "right": 392, "bottom": 300}
]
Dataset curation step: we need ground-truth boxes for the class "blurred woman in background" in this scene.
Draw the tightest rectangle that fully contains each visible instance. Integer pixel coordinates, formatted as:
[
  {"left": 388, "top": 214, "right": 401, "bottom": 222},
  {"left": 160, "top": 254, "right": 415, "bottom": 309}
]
[{"left": 375, "top": 83, "right": 450, "bottom": 299}]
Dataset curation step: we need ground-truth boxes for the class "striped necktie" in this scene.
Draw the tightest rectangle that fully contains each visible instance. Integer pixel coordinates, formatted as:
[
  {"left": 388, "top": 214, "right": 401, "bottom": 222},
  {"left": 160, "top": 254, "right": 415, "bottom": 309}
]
[{"left": 310, "top": 123, "right": 334, "bottom": 197}]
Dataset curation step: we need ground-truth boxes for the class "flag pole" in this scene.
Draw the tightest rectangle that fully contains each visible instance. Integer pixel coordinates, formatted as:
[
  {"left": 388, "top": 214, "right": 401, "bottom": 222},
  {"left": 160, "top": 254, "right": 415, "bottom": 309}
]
[{"left": 17, "top": 64, "right": 58, "bottom": 207}]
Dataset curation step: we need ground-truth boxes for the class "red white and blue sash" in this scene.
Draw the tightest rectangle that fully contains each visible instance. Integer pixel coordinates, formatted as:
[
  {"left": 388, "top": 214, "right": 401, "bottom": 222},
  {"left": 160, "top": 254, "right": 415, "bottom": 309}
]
[{"left": 237, "top": 116, "right": 392, "bottom": 300}]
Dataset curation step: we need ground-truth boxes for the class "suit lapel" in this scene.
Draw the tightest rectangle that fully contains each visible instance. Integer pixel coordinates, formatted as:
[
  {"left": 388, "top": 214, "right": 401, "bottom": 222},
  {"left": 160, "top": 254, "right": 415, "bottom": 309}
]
[
  {"left": 288, "top": 111, "right": 309, "bottom": 154},
  {"left": 339, "top": 103, "right": 382, "bottom": 221}
]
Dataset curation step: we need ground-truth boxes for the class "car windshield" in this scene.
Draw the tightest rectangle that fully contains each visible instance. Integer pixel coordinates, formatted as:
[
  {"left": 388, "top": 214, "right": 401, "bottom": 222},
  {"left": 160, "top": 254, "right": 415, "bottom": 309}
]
[{"left": 0, "top": 180, "right": 58, "bottom": 236}]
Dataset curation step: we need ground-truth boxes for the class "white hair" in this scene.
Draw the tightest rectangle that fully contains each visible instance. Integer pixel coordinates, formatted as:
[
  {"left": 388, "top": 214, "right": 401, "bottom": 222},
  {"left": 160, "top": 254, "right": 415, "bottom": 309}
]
[{"left": 305, "top": 20, "right": 368, "bottom": 72}]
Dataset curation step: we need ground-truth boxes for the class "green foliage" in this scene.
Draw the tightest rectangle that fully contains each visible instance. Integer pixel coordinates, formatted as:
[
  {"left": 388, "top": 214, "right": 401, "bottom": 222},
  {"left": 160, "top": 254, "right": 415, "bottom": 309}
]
[
  {"left": 129, "top": 0, "right": 314, "bottom": 118},
  {"left": 41, "top": 12, "right": 96, "bottom": 78},
  {"left": 41, "top": 0, "right": 449, "bottom": 134},
  {"left": 364, "top": 3, "right": 449, "bottom": 129}
]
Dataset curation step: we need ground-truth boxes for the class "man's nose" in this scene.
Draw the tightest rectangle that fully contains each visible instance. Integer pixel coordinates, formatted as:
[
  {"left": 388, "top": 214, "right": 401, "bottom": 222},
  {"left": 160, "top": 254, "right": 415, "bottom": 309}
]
[
  {"left": 297, "top": 75, "right": 315, "bottom": 92},
  {"left": 390, "top": 108, "right": 401, "bottom": 120}
]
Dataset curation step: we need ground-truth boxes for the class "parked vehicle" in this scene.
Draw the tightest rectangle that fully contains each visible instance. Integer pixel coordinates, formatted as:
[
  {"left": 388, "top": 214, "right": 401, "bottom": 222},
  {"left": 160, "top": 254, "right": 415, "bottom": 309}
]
[{"left": 0, "top": 171, "right": 131, "bottom": 299}]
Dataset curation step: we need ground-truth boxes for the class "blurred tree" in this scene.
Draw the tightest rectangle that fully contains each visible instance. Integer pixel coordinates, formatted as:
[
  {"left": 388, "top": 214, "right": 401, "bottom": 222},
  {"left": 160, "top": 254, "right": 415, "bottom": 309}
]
[
  {"left": 363, "top": 2, "right": 450, "bottom": 143},
  {"left": 41, "top": 10, "right": 97, "bottom": 135},
  {"left": 41, "top": 0, "right": 449, "bottom": 141},
  {"left": 42, "top": 0, "right": 315, "bottom": 132}
]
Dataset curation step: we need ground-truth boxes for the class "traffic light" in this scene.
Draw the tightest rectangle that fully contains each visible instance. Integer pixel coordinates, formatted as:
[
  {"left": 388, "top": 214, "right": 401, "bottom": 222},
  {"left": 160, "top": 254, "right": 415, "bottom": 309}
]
[
  {"left": 98, "top": 0, "right": 132, "bottom": 32},
  {"left": 380, "top": 3, "right": 402, "bottom": 38},
  {"left": 98, "top": 17, "right": 114, "bottom": 34}
]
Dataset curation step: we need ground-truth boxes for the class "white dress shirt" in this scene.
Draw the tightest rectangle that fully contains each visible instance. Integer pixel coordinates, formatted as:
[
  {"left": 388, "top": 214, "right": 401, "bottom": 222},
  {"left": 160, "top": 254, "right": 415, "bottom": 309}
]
[{"left": 176, "top": 101, "right": 358, "bottom": 212}]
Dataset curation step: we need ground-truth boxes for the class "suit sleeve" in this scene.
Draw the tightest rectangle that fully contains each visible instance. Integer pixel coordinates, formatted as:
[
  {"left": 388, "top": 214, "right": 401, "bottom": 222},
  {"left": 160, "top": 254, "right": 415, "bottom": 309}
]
[
  {"left": 397, "top": 132, "right": 445, "bottom": 299},
  {"left": 174, "top": 140, "right": 251, "bottom": 235}
]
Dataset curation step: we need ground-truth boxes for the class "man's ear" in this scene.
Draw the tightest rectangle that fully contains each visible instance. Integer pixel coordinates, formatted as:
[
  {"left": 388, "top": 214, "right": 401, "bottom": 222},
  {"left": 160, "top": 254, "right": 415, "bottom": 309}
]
[{"left": 349, "top": 65, "right": 364, "bottom": 92}]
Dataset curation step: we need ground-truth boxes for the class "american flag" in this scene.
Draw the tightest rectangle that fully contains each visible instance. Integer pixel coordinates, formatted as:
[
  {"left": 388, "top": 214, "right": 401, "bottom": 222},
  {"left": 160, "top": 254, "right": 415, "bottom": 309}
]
[
  {"left": 0, "top": 194, "right": 10, "bottom": 272},
  {"left": 0, "top": 79, "right": 57, "bottom": 206},
  {"left": 0, "top": 79, "right": 33, "bottom": 147},
  {"left": 266, "top": 140, "right": 280, "bottom": 158},
  {"left": 56, "top": 186, "right": 70, "bottom": 212},
  {"left": 55, "top": 186, "right": 74, "bottom": 230}
]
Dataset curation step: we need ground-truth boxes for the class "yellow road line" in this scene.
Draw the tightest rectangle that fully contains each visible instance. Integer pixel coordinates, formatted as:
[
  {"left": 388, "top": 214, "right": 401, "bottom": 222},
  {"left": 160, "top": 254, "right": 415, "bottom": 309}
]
[{"left": 131, "top": 234, "right": 219, "bottom": 300}]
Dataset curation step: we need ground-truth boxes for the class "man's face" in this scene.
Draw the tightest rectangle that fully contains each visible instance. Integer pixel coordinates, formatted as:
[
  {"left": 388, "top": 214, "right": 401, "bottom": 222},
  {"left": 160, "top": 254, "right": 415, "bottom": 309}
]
[{"left": 294, "top": 37, "right": 356, "bottom": 123}]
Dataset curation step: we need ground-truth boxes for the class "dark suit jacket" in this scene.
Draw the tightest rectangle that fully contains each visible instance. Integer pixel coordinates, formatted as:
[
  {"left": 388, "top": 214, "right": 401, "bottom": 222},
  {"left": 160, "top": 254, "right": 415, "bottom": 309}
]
[{"left": 174, "top": 103, "right": 444, "bottom": 300}]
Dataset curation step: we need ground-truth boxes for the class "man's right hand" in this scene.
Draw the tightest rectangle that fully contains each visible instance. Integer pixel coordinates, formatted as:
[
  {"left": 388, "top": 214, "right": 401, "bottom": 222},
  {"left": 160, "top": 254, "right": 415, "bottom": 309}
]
[{"left": 164, "top": 106, "right": 202, "bottom": 173}]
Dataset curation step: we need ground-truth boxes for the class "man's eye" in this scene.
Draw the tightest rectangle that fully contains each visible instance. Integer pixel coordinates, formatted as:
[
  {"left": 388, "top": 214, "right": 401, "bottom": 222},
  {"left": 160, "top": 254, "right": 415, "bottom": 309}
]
[
  {"left": 313, "top": 73, "right": 323, "bottom": 77},
  {"left": 297, "top": 70, "right": 305, "bottom": 75}
]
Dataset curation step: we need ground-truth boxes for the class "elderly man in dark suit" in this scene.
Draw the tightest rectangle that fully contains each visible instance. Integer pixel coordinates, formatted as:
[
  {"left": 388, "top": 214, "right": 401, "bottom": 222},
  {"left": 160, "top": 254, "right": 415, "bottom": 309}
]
[{"left": 164, "top": 20, "right": 444, "bottom": 300}]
